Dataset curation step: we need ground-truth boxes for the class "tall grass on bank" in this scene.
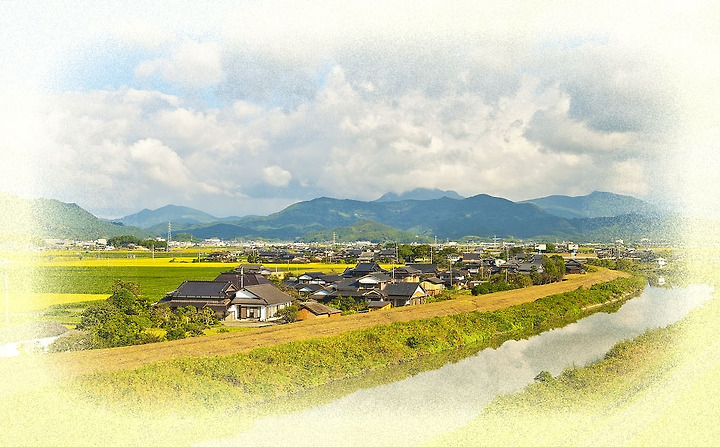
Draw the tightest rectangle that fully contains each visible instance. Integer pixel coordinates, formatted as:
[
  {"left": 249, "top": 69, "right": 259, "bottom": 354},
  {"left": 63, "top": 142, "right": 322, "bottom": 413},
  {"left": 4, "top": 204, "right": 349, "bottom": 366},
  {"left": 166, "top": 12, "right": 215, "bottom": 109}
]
[
  {"left": 76, "top": 275, "right": 647, "bottom": 408},
  {"left": 428, "top": 283, "right": 720, "bottom": 446}
]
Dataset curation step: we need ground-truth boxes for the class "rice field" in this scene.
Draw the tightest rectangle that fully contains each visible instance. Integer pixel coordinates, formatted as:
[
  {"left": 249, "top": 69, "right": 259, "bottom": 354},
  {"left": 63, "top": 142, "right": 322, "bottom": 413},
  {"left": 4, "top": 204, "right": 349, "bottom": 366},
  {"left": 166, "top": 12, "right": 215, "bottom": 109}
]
[{"left": 0, "top": 252, "right": 371, "bottom": 321}]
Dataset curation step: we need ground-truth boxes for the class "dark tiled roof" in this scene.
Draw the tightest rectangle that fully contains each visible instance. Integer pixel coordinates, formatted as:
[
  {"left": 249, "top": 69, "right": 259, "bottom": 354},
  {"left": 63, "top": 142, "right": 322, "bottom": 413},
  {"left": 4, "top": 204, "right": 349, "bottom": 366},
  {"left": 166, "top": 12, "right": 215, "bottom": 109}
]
[
  {"left": 169, "top": 281, "right": 236, "bottom": 298},
  {"left": 367, "top": 300, "right": 391, "bottom": 308},
  {"left": 232, "top": 284, "right": 292, "bottom": 306},
  {"left": 335, "top": 278, "right": 361, "bottom": 290},
  {"left": 406, "top": 263, "right": 439, "bottom": 274},
  {"left": 392, "top": 266, "right": 422, "bottom": 276},
  {"left": 215, "top": 272, "right": 270, "bottom": 288},
  {"left": 359, "top": 272, "right": 392, "bottom": 282},
  {"left": 318, "top": 274, "right": 343, "bottom": 284},
  {"left": 383, "top": 282, "right": 425, "bottom": 298},
  {"left": 295, "top": 283, "right": 324, "bottom": 292},
  {"left": 421, "top": 276, "right": 445, "bottom": 284},
  {"left": 300, "top": 301, "right": 341, "bottom": 316},
  {"left": 161, "top": 299, "right": 231, "bottom": 309}
]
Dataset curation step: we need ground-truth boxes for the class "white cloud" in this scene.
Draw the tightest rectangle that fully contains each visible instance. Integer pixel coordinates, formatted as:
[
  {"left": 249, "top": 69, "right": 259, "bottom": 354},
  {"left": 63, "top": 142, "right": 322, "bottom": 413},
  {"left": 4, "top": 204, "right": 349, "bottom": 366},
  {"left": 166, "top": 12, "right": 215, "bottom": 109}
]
[
  {"left": 129, "top": 138, "right": 191, "bottom": 188},
  {"left": 135, "top": 40, "right": 223, "bottom": 88},
  {"left": 1, "top": 1, "right": 717, "bottom": 218},
  {"left": 262, "top": 166, "right": 292, "bottom": 187}
]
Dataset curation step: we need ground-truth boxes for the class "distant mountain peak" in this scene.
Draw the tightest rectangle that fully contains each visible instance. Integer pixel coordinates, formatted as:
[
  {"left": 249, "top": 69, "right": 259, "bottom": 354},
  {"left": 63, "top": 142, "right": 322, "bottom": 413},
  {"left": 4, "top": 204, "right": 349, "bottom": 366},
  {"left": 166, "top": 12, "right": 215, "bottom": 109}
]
[
  {"left": 117, "top": 204, "right": 221, "bottom": 229},
  {"left": 374, "top": 188, "right": 465, "bottom": 202},
  {"left": 522, "top": 191, "right": 657, "bottom": 219}
]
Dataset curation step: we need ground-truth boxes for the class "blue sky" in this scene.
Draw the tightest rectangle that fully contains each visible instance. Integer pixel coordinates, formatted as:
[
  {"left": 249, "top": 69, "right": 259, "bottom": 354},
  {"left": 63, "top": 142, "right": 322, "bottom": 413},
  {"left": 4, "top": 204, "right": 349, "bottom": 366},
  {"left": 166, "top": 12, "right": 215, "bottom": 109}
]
[{"left": 1, "top": 1, "right": 718, "bottom": 219}]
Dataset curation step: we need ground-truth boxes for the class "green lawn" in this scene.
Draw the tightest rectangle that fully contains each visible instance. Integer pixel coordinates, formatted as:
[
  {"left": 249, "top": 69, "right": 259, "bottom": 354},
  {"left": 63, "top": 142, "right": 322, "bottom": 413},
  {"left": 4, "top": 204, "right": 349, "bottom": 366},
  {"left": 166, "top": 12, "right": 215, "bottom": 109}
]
[{"left": 31, "top": 265, "right": 232, "bottom": 299}]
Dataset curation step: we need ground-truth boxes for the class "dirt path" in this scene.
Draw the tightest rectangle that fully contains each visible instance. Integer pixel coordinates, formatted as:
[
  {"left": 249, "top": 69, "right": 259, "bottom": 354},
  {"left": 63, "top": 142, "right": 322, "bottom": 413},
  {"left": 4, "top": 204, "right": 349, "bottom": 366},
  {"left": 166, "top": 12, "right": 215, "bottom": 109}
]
[{"left": 50, "top": 268, "right": 628, "bottom": 377}]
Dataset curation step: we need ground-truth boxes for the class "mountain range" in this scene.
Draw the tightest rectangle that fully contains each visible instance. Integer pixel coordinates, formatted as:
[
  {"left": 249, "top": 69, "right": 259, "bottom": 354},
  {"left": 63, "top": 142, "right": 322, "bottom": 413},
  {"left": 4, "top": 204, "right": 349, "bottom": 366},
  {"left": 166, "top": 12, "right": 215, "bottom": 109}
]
[
  {"left": 0, "top": 192, "right": 152, "bottom": 241},
  {"left": 521, "top": 191, "right": 659, "bottom": 219},
  {"left": 0, "top": 189, "right": 675, "bottom": 243}
]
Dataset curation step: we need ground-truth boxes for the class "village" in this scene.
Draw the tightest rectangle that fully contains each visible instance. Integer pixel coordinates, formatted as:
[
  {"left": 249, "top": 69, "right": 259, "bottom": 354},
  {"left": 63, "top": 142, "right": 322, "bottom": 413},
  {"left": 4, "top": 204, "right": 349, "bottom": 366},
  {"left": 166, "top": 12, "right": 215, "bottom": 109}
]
[{"left": 156, "top": 241, "right": 662, "bottom": 325}]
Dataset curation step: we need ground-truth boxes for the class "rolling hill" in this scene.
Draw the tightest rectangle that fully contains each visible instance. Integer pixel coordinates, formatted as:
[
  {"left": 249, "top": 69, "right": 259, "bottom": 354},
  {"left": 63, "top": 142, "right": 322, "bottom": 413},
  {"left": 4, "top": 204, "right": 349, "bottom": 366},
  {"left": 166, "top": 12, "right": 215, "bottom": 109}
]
[
  {"left": 0, "top": 190, "right": 674, "bottom": 243},
  {"left": 0, "top": 192, "right": 151, "bottom": 240},
  {"left": 374, "top": 188, "right": 465, "bottom": 202},
  {"left": 116, "top": 204, "right": 242, "bottom": 229},
  {"left": 179, "top": 194, "right": 582, "bottom": 241},
  {"left": 522, "top": 191, "right": 659, "bottom": 219}
]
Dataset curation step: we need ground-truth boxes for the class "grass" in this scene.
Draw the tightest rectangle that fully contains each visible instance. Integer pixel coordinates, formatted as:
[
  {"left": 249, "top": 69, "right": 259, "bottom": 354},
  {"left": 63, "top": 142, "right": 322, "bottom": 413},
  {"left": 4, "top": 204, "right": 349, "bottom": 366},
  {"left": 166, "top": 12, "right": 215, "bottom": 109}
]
[
  {"left": 0, "top": 266, "right": 653, "bottom": 447},
  {"left": 427, "top": 283, "right": 720, "bottom": 446},
  {"left": 41, "top": 268, "right": 628, "bottom": 377}
]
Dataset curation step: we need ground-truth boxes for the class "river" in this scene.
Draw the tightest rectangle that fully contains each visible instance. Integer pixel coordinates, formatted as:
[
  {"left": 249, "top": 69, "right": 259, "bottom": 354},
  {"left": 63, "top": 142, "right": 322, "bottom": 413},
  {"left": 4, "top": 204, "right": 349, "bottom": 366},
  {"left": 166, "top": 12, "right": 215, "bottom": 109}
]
[
  {"left": 0, "top": 335, "right": 61, "bottom": 358},
  {"left": 203, "top": 284, "right": 714, "bottom": 447}
]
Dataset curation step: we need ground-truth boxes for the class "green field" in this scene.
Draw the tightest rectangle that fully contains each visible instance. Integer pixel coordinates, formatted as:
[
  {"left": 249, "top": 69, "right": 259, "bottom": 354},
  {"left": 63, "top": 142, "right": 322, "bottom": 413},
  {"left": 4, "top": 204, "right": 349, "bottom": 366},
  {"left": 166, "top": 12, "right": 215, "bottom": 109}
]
[{"left": 31, "top": 265, "right": 229, "bottom": 298}]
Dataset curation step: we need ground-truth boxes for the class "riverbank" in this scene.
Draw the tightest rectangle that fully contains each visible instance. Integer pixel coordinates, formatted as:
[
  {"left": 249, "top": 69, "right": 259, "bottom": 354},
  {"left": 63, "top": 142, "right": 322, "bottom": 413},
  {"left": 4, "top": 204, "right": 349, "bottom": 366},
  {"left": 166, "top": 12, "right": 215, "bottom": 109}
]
[
  {"left": 429, "top": 283, "right": 720, "bottom": 446},
  {"left": 69, "top": 275, "right": 645, "bottom": 410},
  {"left": 48, "top": 267, "right": 627, "bottom": 377}
]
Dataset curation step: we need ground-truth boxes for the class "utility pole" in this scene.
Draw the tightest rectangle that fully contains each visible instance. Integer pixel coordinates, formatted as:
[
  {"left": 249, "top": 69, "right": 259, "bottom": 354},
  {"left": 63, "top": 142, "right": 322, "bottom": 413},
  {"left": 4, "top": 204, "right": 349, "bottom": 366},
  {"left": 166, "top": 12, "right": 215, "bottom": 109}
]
[
  {"left": 167, "top": 221, "right": 172, "bottom": 253},
  {"left": 505, "top": 244, "right": 509, "bottom": 283}
]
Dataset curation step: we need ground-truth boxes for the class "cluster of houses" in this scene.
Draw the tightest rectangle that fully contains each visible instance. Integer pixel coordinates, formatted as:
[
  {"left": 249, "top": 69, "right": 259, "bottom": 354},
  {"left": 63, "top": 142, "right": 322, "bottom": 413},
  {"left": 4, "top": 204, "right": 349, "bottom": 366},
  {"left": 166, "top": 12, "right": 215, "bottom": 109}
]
[
  {"left": 157, "top": 255, "right": 588, "bottom": 324},
  {"left": 284, "top": 262, "right": 440, "bottom": 309},
  {"left": 156, "top": 265, "right": 293, "bottom": 322},
  {"left": 594, "top": 247, "right": 666, "bottom": 266}
]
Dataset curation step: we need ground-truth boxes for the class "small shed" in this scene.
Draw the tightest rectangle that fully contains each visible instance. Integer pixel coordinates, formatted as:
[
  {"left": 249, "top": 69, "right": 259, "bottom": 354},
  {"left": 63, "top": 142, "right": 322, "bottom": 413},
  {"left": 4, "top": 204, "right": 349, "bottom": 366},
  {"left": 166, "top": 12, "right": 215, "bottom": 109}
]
[
  {"left": 297, "top": 301, "right": 342, "bottom": 320},
  {"left": 367, "top": 300, "right": 392, "bottom": 311}
]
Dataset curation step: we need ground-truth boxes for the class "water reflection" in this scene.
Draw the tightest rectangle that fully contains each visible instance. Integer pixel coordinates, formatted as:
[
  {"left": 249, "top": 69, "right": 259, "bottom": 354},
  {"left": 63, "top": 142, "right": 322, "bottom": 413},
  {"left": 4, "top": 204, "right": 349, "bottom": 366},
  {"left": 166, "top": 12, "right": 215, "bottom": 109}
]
[{"left": 203, "top": 285, "right": 713, "bottom": 447}]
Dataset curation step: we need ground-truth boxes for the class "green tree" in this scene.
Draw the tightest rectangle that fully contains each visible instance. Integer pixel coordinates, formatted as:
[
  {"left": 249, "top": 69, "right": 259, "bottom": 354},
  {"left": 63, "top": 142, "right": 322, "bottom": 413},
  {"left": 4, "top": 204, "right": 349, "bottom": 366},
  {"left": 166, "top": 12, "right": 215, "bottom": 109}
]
[
  {"left": 397, "top": 245, "right": 414, "bottom": 263},
  {"left": 413, "top": 244, "right": 432, "bottom": 261},
  {"left": 77, "top": 301, "right": 119, "bottom": 330},
  {"left": 529, "top": 265, "right": 542, "bottom": 285},
  {"left": 276, "top": 302, "right": 300, "bottom": 323}
]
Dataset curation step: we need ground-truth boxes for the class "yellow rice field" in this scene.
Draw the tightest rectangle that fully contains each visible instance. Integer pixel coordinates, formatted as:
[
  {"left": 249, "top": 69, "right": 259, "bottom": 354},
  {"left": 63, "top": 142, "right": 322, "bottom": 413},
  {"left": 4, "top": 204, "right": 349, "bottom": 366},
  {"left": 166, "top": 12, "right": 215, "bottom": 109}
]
[{"left": 7, "top": 293, "right": 108, "bottom": 313}]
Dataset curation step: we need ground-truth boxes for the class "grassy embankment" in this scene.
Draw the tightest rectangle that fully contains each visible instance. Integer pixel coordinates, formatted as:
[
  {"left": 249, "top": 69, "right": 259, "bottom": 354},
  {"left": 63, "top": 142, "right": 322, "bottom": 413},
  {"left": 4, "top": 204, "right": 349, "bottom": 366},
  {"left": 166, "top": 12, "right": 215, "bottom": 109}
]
[
  {"left": 48, "top": 266, "right": 628, "bottom": 376},
  {"left": 428, "top": 260, "right": 720, "bottom": 446},
  {"left": 72, "top": 273, "right": 645, "bottom": 404},
  {"left": 0, "top": 267, "right": 640, "bottom": 446}
]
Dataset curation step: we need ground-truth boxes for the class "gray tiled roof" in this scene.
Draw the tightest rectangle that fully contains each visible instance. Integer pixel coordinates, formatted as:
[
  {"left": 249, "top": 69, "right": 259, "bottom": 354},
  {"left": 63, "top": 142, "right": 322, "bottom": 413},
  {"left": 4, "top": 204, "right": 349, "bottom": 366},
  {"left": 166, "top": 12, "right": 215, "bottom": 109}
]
[
  {"left": 215, "top": 272, "right": 270, "bottom": 288},
  {"left": 231, "top": 284, "right": 292, "bottom": 306},
  {"left": 383, "top": 282, "right": 425, "bottom": 298},
  {"left": 300, "top": 301, "right": 341, "bottom": 316},
  {"left": 169, "top": 281, "right": 236, "bottom": 298}
]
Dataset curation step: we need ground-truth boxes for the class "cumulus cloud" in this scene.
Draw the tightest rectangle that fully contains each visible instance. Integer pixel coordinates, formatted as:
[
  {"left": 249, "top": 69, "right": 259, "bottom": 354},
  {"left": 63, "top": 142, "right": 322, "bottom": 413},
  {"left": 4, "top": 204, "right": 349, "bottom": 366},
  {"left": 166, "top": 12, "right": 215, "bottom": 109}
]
[
  {"left": 1, "top": 1, "right": 716, "bottom": 217},
  {"left": 129, "top": 138, "right": 191, "bottom": 187},
  {"left": 262, "top": 166, "right": 293, "bottom": 187},
  {"left": 524, "top": 109, "right": 634, "bottom": 155},
  {"left": 135, "top": 40, "right": 223, "bottom": 88}
]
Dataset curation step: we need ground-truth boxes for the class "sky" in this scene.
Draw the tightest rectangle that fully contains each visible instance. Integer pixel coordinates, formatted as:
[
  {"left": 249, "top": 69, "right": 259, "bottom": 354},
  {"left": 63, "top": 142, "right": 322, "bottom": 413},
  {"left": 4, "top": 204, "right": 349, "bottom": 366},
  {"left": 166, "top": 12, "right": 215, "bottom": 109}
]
[{"left": 1, "top": 1, "right": 718, "bottom": 219}]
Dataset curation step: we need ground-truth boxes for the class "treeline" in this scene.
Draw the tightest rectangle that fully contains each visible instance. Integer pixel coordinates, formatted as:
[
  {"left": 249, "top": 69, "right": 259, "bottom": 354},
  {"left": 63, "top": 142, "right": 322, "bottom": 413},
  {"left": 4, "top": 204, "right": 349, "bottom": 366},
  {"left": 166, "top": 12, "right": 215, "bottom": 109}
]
[
  {"left": 80, "top": 274, "right": 647, "bottom": 407},
  {"left": 107, "top": 235, "right": 167, "bottom": 250},
  {"left": 50, "top": 281, "right": 217, "bottom": 352}
]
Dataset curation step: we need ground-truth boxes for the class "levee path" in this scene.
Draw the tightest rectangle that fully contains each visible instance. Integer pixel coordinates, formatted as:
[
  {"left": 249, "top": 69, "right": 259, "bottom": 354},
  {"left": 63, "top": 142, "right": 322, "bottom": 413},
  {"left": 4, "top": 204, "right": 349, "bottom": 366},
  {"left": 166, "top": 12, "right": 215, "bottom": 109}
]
[{"left": 51, "top": 268, "right": 628, "bottom": 377}]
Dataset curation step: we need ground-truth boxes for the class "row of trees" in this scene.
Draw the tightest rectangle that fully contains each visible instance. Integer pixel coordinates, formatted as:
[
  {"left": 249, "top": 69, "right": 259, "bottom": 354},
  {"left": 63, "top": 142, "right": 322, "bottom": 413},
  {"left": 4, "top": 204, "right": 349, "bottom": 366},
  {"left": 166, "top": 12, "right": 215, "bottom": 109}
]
[
  {"left": 50, "top": 280, "right": 217, "bottom": 352},
  {"left": 107, "top": 235, "right": 167, "bottom": 250}
]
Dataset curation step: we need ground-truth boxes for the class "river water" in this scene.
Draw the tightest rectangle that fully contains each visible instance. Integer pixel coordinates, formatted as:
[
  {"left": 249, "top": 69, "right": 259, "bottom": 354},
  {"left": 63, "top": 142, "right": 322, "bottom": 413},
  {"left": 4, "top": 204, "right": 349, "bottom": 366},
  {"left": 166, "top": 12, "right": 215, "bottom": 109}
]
[
  {"left": 0, "top": 335, "right": 60, "bottom": 358},
  {"left": 203, "top": 284, "right": 714, "bottom": 447}
]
